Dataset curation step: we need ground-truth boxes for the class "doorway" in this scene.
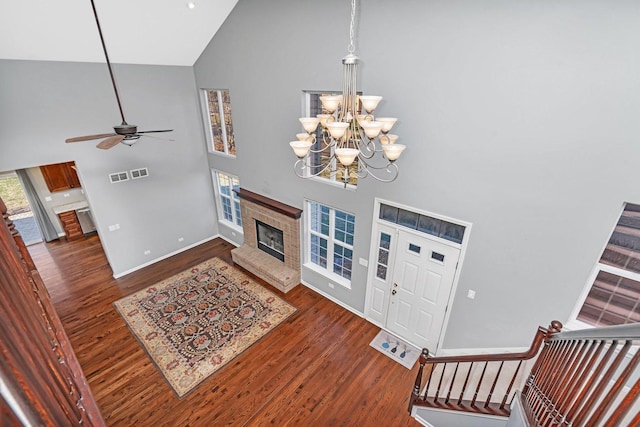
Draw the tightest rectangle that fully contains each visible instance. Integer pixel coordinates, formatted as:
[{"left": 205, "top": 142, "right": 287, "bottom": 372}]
[
  {"left": 365, "top": 200, "right": 471, "bottom": 354},
  {"left": 386, "top": 229, "right": 460, "bottom": 350},
  {"left": 0, "top": 171, "right": 43, "bottom": 245}
]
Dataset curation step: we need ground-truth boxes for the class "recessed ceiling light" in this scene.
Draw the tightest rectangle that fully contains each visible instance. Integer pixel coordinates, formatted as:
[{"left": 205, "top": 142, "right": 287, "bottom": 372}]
[{"left": 187, "top": 2, "right": 196, "bottom": 9}]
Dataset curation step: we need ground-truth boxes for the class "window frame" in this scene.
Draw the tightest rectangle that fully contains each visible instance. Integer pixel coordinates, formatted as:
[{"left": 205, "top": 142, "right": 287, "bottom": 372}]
[
  {"left": 201, "top": 89, "right": 235, "bottom": 157},
  {"left": 567, "top": 202, "right": 640, "bottom": 330},
  {"left": 302, "top": 91, "right": 358, "bottom": 190},
  {"left": 211, "top": 170, "right": 242, "bottom": 233},
  {"left": 304, "top": 199, "right": 356, "bottom": 288}
]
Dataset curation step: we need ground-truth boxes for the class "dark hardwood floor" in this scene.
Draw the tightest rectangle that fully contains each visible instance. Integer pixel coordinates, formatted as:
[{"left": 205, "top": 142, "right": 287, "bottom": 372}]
[{"left": 28, "top": 235, "right": 420, "bottom": 426}]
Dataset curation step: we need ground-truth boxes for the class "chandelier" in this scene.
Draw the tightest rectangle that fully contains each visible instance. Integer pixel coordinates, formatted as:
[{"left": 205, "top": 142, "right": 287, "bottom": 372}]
[{"left": 289, "top": 0, "right": 405, "bottom": 186}]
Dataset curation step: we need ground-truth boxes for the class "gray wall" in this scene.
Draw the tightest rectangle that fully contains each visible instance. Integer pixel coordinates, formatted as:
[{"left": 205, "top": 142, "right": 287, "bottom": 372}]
[
  {"left": 0, "top": 59, "right": 218, "bottom": 276},
  {"left": 195, "top": 0, "right": 640, "bottom": 349}
]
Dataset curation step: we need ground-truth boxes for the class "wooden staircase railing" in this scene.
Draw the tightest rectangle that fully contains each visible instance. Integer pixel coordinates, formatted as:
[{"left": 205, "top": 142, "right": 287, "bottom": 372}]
[
  {"left": 1, "top": 197, "right": 105, "bottom": 425},
  {"left": 408, "top": 321, "right": 562, "bottom": 418},
  {"left": 409, "top": 320, "right": 640, "bottom": 426},
  {"left": 521, "top": 322, "right": 640, "bottom": 426}
]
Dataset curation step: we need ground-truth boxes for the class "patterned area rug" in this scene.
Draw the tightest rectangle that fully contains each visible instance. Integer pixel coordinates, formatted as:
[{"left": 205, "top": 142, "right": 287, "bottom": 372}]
[{"left": 113, "top": 258, "right": 296, "bottom": 398}]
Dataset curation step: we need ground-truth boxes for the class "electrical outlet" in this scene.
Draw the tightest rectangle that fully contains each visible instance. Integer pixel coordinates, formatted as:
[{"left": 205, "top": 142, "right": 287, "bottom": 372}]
[
  {"left": 108, "top": 225, "right": 116, "bottom": 232},
  {"left": 63, "top": 193, "right": 70, "bottom": 197},
  {"left": 359, "top": 257, "right": 368, "bottom": 267},
  {"left": 144, "top": 250, "right": 151, "bottom": 255},
  {"left": 328, "top": 282, "right": 335, "bottom": 289},
  {"left": 467, "top": 290, "right": 476, "bottom": 300},
  {"left": 114, "top": 224, "right": 120, "bottom": 230},
  {"left": 178, "top": 237, "right": 184, "bottom": 242},
  {"left": 44, "top": 196, "right": 52, "bottom": 202}
]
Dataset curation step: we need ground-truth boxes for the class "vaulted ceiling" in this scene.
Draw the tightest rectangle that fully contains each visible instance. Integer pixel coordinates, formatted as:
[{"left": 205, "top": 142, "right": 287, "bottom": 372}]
[{"left": 0, "top": 0, "right": 238, "bottom": 66}]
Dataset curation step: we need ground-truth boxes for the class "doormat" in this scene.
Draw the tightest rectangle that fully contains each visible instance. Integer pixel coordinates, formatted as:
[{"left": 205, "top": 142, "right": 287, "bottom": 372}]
[
  {"left": 113, "top": 257, "right": 296, "bottom": 398},
  {"left": 369, "top": 330, "right": 421, "bottom": 370}
]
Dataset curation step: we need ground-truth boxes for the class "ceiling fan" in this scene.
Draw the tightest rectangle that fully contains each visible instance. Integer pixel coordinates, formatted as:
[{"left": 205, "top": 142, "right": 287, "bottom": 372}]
[{"left": 65, "top": 0, "right": 173, "bottom": 150}]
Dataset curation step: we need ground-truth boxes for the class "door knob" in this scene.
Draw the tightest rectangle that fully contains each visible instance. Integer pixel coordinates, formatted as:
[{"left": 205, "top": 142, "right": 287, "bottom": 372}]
[{"left": 392, "top": 290, "right": 397, "bottom": 295}]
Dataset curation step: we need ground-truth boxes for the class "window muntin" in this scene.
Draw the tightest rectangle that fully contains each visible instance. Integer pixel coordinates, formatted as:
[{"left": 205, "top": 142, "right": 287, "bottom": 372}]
[
  {"left": 202, "top": 89, "right": 235, "bottom": 156},
  {"left": 212, "top": 171, "right": 242, "bottom": 231},
  {"left": 304, "top": 91, "right": 358, "bottom": 187},
  {"left": 376, "top": 232, "right": 391, "bottom": 280},
  {"left": 379, "top": 203, "right": 465, "bottom": 245},
  {"left": 306, "top": 200, "right": 356, "bottom": 285},
  {"left": 576, "top": 203, "right": 640, "bottom": 327}
]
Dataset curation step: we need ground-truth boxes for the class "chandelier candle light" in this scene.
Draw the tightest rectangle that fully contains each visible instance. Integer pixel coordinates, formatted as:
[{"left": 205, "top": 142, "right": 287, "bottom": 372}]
[{"left": 289, "top": 0, "right": 406, "bottom": 186}]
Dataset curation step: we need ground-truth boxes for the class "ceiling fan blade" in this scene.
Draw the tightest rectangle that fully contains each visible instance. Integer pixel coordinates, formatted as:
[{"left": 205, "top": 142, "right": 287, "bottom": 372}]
[
  {"left": 96, "top": 135, "right": 125, "bottom": 150},
  {"left": 66, "top": 133, "right": 116, "bottom": 143},
  {"left": 137, "top": 129, "right": 174, "bottom": 134}
]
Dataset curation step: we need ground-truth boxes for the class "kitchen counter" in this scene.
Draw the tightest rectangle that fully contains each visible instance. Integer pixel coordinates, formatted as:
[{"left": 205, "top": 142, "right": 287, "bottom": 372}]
[{"left": 52, "top": 201, "right": 88, "bottom": 214}]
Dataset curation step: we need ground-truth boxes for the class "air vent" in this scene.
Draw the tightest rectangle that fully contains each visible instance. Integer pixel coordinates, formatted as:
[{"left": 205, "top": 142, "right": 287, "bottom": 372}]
[
  {"left": 109, "top": 171, "right": 129, "bottom": 184},
  {"left": 130, "top": 168, "right": 149, "bottom": 179}
]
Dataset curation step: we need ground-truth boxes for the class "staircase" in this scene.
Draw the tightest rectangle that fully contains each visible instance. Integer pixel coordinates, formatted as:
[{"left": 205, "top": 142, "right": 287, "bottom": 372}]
[{"left": 409, "top": 321, "right": 640, "bottom": 426}]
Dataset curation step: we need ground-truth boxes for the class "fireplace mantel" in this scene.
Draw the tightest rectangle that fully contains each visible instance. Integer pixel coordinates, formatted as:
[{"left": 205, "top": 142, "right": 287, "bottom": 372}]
[
  {"left": 231, "top": 189, "right": 302, "bottom": 293},
  {"left": 235, "top": 188, "right": 302, "bottom": 220}
]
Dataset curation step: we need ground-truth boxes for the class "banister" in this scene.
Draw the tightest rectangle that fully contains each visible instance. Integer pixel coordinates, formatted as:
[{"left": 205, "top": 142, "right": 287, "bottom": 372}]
[
  {"left": 409, "top": 320, "right": 640, "bottom": 426},
  {"left": 420, "top": 320, "right": 562, "bottom": 365},
  {"left": 549, "top": 322, "right": 640, "bottom": 341}
]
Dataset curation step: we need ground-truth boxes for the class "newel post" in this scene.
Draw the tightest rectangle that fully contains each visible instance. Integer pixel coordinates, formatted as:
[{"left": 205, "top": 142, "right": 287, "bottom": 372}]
[
  {"left": 522, "top": 320, "right": 563, "bottom": 395},
  {"left": 408, "top": 348, "right": 430, "bottom": 414}
]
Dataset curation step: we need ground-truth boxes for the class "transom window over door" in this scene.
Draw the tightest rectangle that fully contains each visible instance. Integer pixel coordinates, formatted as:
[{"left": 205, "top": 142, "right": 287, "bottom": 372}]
[
  {"left": 306, "top": 200, "right": 355, "bottom": 287},
  {"left": 576, "top": 202, "right": 640, "bottom": 327},
  {"left": 201, "top": 89, "right": 235, "bottom": 156}
]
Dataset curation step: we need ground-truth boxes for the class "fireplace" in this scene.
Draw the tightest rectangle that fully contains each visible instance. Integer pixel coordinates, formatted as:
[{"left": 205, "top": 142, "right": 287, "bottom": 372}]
[
  {"left": 231, "top": 189, "right": 302, "bottom": 293},
  {"left": 256, "top": 220, "right": 284, "bottom": 262}
]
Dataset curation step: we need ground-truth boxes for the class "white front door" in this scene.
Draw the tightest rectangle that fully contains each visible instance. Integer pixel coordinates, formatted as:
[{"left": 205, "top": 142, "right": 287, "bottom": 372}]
[{"left": 386, "top": 229, "right": 461, "bottom": 352}]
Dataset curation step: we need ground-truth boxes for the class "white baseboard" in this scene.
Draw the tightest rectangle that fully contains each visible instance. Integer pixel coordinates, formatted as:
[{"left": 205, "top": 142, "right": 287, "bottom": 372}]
[
  {"left": 112, "top": 235, "right": 220, "bottom": 278},
  {"left": 300, "top": 279, "right": 365, "bottom": 319},
  {"left": 217, "top": 234, "right": 240, "bottom": 248}
]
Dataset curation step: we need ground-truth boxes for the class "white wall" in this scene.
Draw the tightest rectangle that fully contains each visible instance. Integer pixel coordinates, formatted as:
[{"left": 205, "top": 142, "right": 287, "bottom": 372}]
[{"left": 195, "top": 0, "right": 640, "bottom": 348}]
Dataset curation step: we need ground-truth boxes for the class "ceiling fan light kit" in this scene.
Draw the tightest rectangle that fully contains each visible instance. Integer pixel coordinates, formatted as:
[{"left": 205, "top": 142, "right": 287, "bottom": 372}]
[{"left": 65, "top": 0, "right": 173, "bottom": 149}]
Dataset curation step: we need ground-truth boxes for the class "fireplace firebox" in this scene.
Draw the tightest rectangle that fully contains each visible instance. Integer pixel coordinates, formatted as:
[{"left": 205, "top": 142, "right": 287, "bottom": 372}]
[{"left": 256, "top": 220, "right": 285, "bottom": 262}]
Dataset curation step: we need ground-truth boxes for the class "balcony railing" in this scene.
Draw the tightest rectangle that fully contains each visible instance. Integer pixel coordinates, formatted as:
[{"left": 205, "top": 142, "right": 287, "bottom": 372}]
[{"left": 409, "top": 320, "right": 640, "bottom": 426}]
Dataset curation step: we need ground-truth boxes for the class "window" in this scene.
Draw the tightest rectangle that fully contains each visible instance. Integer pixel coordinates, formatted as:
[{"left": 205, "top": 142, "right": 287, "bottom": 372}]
[
  {"left": 376, "top": 232, "right": 392, "bottom": 280},
  {"left": 379, "top": 203, "right": 465, "bottom": 244},
  {"left": 212, "top": 171, "right": 242, "bottom": 231},
  {"left": 304, "top": 91, "right": 358, "bottom": 187},
  {"left": 306, "top": 200, "right": 356, "bottom": 286},
  {"left": 574, "top": 203, "right": 640, "bottom": 327},
  {"left": 202, "top": 89, "right": 235, "bottom": 156}
]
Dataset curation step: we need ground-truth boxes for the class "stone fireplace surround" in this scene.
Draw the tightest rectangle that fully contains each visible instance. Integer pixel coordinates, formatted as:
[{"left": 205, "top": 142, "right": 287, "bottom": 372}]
[{"left": 231, "top": 189, "right": 302, "bottom": 293}]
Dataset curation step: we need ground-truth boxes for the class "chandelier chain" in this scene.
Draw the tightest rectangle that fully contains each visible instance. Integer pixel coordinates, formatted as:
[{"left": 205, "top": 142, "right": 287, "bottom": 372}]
[{"left": 348, "top": 0, "right": 357, "bottom": 54}]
